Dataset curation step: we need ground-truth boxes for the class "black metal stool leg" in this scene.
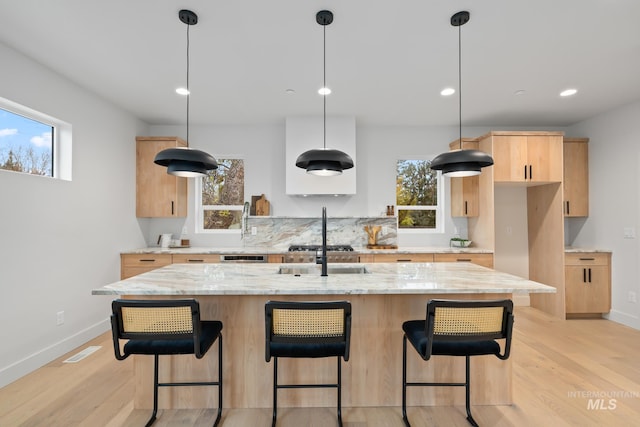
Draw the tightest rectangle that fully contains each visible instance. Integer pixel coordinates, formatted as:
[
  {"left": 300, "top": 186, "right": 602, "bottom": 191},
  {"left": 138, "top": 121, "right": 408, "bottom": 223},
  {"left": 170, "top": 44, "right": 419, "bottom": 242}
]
[
  {"left": 464, "top": 356, "right": 479, "bottom": 427},
  {"left": 402, "top": 336, "right": 411, "bottom": 427},
  {"left": 272, "top": 357, "right": 278, "bottom": 427},
  {"left": 213, "top": 334, "right": 223, "bottom": 427},
  {"left": 145, "top": 354, "right": 159, "bottom": 427},
  {"left": 337, "top": 357, "right": 343, "bottom": 427}
]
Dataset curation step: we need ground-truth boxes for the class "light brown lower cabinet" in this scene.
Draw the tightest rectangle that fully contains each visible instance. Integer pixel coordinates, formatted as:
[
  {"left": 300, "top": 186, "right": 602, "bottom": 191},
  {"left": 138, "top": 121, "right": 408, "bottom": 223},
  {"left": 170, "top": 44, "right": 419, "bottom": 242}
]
[
  {"left": 171, "top": 254, "right": 221, "bottom": 264},
  {"left": 372, "top": 253, "right": 435, "bottom": 263},
  {"left": 120, "top": 254, "right": 172, "bottom": 279},
  {"left": 565, "top": 252, "right": 611, "bottom": 316},
  {"left": 433, "top": 253, "right": 494, "bottom": 268}
]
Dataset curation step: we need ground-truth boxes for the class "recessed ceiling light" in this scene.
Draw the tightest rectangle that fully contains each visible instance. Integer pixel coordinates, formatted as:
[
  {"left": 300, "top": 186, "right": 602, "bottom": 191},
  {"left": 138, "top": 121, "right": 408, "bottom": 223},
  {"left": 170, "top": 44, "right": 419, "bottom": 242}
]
[
  {"left": 176, "top": 87, "right": 189, "bottom": 95},
  {"left": 560, "top": 88, "right": 577, "bottom": 97},
  {"left": 285, "top": 88, "right": 296, "bottom": 94},
  {"left": 514, "top": 89, "right": 526, "bottom": 96},
  {"left": 441, "top": 87, "right": 455, "bottom": 96},
  {"left": 318, "top": 87, "right": 331, "bottom": 95}
]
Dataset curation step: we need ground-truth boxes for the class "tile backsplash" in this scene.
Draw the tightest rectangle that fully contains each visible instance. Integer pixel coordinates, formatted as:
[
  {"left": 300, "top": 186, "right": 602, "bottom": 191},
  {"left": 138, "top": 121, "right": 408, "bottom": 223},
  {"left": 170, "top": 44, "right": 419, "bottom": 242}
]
[{"left": 243, "top": 216, "right": 397, "bottom": 250}]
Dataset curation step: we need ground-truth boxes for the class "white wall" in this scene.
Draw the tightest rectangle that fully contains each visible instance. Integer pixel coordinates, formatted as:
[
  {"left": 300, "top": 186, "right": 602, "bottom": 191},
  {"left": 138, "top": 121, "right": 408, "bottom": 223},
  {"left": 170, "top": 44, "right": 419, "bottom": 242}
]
[
  {"left": 568, "top": 101, "right": 640, "bottom": 329},
  {"left": 147, "top": 123, "right": 507, "bottom": 248},
  {"left": 0, "top": 42, "right": 148, "bottom": 386}
]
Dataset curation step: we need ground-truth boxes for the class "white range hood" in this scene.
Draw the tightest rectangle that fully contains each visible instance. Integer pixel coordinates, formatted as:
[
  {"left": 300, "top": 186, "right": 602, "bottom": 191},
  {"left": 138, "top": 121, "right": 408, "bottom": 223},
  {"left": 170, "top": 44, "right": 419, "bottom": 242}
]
[{"left": 285, "top": 116, "right": 356, "bottom": 196}]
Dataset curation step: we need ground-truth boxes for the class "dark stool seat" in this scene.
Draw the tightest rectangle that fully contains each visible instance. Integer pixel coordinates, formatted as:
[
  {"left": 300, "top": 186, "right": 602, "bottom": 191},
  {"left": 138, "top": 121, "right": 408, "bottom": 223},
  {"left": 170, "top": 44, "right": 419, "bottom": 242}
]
[
  {"left": 111, "top": 299, "right": 223, "bottom": 427},
  {"left": 402, "top": 299, "right": 514, "bottom": 427},
  {"left": 265, "top": 300, "right": 351, "bottom": 427}
]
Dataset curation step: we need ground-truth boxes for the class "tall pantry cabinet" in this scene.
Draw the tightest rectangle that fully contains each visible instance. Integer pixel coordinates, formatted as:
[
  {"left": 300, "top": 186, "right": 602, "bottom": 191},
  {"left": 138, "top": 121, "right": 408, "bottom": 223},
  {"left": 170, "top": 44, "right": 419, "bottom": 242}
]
[{"left": 469, "top": 131, "right": 567, "bottom": 318}]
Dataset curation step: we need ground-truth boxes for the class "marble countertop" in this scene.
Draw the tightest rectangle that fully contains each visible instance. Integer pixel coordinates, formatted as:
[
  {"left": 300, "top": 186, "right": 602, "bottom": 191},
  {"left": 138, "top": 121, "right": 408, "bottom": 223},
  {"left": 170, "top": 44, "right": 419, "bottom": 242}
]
[
  {"left": 122, "top": 246, "right": 494, "bottom": 255},
  {"left": 93, "top": 262, "right": 556, "bottom": 296},
  {"left": 564, "top": 247, "right": 612, "bottom": 253}
]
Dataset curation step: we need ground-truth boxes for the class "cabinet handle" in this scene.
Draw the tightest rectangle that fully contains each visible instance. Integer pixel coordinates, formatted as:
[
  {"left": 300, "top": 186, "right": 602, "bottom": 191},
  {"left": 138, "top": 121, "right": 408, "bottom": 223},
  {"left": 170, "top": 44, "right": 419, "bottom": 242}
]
[
  {"left": 140, "top": 259, "right": 156, "bottom": 263},
  {"left": 583, "top": 268, "right": 587, "bottom": 283},
  {"left": 396, "top": 259, "right": 412, "bottom": 262},
  {"left": 528, "top": 165, "right": 532, "bottom": 180},
  {"left": 456, "top": 258, "right": 472, "bottom": 262},
  {"left": 566, "top": 201, "right": 570, "bottom": 215},
  {"left": 579, "top": 257, "right": 595, "bottom": 261},
  {"left": 588, "top": 268, "right": 592, "bottom": 283},
  {"left": 524, "top": 165, "right": 527, "bottom": 180},
  {"left": 464, "top": 201, "right": 468, "bottom": 215},
  {"left": 187, "top": 259, "right": 204, "bottom": 263},
  {"left": 171, "top": 201, "right": 175, "bottom": 215}
]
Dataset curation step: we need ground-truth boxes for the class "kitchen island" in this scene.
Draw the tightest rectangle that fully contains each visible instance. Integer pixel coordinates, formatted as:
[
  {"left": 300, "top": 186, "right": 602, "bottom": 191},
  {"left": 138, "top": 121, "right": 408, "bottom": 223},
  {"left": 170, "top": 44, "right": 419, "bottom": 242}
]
[{"left": 93, "top": 262, "right": 554, "bottom": 410}]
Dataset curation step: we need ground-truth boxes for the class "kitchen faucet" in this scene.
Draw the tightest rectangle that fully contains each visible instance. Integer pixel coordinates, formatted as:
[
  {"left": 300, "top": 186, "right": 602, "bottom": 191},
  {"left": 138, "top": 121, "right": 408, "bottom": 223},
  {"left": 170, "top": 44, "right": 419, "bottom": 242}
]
[
  {"left": 316, "top": 207, "right": 328, "bottom": 276},
  {"left": 241, "top": 201, "right": 250, "bottom": 239}
]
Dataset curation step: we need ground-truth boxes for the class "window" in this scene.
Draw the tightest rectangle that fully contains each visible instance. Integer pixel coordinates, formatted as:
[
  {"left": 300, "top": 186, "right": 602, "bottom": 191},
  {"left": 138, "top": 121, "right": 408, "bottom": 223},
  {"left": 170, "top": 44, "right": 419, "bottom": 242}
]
[
  {"left": 196, "top": 158, "right": 245, "bottom": 232},
  {"left": 396, "top": 159, "right": 443, "bottom": 231},
  {"left": 0, "top": 97, "right": 71, "bottom": 180},
  {"left": 0, "top": 108, "right": 53, "bottom": 176}
]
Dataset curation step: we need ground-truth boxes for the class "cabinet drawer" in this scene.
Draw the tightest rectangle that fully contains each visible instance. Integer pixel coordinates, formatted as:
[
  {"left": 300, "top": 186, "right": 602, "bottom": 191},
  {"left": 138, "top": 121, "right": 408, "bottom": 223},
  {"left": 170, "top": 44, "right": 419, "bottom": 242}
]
[
  {"left": 373, "top": 253, "right": 434, "bottom": 263},
  {"left": 121, "top": 254, "right": 172, "bottom": 279},
  {"left": 565, "top": 253, "right": 609, "bottom": 266},
  {"left": 434, "top": 253, "right": 494, "bottom": 268},
  {"left": 121, "top": 254, "right": 173, "bottom": 267},
  {"left": 172, "top": 254, "right": 221, "bottom": 264}
]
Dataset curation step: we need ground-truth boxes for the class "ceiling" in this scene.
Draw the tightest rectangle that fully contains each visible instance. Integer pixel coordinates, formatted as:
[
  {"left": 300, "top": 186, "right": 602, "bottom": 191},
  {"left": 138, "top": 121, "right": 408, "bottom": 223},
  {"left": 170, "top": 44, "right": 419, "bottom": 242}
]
[{"left": 1, "top": 0, "right": 639, "bottom": 128}]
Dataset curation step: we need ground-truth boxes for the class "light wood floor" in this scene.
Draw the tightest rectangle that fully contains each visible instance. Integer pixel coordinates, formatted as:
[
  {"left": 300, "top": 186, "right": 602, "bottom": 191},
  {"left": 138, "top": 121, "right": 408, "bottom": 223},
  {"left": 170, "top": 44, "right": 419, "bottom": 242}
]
[{"left": 1, "top": 306, "right": 639, "bottom": 426}]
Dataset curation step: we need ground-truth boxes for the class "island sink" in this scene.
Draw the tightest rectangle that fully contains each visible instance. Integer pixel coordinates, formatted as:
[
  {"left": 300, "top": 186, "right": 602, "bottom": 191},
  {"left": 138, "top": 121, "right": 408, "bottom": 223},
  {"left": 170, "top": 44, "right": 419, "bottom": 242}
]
[{"left": 278, "top": 265, "right": 370, "bottom": 275}]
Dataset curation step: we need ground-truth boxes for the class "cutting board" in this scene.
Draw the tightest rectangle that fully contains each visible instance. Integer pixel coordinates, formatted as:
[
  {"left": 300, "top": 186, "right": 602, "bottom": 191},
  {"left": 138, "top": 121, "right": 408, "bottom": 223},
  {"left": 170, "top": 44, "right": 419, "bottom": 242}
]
[
  {"left": 255, "top": 194, "right": 270, "bottom": 216},
  {"left": 367, "top": 244, "right": 398, "bottom": 249}
]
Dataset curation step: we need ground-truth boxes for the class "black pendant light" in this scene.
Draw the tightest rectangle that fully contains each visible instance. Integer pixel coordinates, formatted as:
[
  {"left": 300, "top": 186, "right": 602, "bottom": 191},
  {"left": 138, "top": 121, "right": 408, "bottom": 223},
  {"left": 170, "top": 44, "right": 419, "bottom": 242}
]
[
  {"left": 430, "top": 11, "right": 493, "bottom": 178},
  {"left": 154, "top": 9, "right": 218, "bottom": 178},
  {"left": 296, "top": 10, "right": 354, "bottom": 177}
]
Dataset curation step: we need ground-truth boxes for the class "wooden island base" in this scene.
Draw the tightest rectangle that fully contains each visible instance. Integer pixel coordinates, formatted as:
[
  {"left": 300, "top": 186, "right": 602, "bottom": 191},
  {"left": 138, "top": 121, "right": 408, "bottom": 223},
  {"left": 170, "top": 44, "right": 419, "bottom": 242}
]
[{"left": 131, "top": 293, "right": 512, "bottom": 410}]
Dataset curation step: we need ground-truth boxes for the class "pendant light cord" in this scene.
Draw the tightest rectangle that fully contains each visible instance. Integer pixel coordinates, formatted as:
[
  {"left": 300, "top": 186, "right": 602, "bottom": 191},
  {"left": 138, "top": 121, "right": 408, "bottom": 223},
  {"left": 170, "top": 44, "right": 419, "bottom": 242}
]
[
  {"left": 323, "top": 23, "right": 327, "bottom": 150},
  {"left": 458, "top": 21, "right": 462, "bottom": 150},
  {"left": 186, "top": 19, "right": 191, "bottom": 144}
]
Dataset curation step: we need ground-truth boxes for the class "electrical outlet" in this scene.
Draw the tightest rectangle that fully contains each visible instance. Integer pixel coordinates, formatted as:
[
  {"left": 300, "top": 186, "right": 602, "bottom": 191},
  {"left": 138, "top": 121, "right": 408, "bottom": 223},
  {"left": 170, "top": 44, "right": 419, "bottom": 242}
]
[
  {"left": 251, "top": 226, "right": 257, "bottom": 235},
  {"left": 181, "top": 225, "right": 188, "bottom": 236},
  {"left": 56, "top": 311, "right": 65, "bottom": 326},
  {"left": 629, "top": 291, "right": 637, "bottom": 303}
]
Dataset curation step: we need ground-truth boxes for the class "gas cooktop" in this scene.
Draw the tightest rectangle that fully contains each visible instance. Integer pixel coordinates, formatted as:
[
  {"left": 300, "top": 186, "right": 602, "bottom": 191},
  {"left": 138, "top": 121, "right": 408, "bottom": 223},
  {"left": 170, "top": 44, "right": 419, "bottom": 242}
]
[{"left": 288, "top": 245, "right": 354, "bottom": 252}]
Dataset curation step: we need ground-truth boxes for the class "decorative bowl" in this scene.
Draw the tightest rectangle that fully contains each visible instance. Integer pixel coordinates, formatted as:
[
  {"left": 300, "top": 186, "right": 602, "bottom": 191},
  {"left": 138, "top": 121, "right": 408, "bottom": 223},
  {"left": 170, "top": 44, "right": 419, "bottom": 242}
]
[{"left": 450, "top": 239, "right": 472, "bottom": 248}]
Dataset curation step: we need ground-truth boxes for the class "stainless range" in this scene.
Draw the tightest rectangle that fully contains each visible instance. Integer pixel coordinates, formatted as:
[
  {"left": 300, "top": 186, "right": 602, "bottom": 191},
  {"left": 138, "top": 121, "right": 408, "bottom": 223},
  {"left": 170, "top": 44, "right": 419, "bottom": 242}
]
[{"left": 283, "top": 245, "right": 359, "bottom": 263}]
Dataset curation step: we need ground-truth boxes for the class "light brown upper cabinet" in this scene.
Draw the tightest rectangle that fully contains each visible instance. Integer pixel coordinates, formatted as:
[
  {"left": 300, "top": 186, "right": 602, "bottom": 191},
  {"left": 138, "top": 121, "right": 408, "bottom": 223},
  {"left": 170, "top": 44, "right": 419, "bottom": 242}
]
[
  {"left": 487, "top": 132, "right": 563, "bottom": 183},
  {"left": 136, "top": 137, "right": 188, "bottom": 218},
  {"left": 449, "top": 138, "right": 479, "bottom": 217},
  {"left": 563, "top": 138, "right": 589, "bottom": 217}
]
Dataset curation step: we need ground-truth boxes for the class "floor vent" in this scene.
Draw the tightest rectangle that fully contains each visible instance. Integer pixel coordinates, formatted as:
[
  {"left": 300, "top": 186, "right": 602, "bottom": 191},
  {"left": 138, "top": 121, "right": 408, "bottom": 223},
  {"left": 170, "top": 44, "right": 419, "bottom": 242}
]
[{"left": 63, "top": 345, "right": 102, "bottom": 363}]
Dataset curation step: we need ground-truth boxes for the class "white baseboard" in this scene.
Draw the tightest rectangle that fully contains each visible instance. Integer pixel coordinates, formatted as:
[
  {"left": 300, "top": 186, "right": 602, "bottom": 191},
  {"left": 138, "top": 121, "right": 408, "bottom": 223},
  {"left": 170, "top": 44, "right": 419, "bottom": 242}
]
[
  {"left": 606, "top": 309, "right": 640, "bottom": 330},
  {"left": 0, "top": 319, "right": 110, "bottom": 388}
]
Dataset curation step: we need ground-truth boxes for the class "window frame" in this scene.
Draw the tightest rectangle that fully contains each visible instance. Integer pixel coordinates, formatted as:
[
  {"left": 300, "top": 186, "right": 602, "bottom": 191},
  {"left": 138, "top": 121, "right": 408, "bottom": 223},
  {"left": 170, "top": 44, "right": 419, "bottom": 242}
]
[
  {"left": 194, "top": 156, "right": 245, "bottom": 234},
  {"left": 395, "top": 156, "right": 445, "bottom": 234}
]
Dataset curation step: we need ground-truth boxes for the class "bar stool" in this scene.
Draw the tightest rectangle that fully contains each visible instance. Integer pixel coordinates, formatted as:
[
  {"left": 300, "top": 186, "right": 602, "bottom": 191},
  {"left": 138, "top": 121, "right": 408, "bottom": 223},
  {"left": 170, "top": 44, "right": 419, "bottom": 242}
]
[
  {"left": 402, "top": 299, "right": 514, "bottom": 427},
  {"left": 265, "top": 300, "right": 352, "bottom": 427},
  {"left": 111, "top": 299, "right": 223, "bottom": 427}
]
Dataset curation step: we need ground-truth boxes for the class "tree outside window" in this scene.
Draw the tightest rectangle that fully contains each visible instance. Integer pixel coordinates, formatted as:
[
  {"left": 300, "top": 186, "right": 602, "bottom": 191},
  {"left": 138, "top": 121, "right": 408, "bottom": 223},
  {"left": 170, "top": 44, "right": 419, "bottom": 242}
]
[
  {"left": 0, "top": 108, "right": 53, "bottom": 176},
  {"left": 396, "top": 159, "right": 439, "bottom": 229},
  {"left": 200, "top": 158, "right": 245, "bottom": 230}
]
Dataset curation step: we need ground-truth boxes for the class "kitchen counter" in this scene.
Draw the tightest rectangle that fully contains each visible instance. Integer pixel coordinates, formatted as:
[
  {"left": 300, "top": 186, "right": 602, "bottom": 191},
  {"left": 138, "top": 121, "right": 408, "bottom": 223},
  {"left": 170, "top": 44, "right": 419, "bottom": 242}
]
[
  {"left": 94, "top": 262, "right": 553, "bottom": 296},
  {"left": 121, "top": 245, "right": 494, "bottom": 255},
  {"left": 564, "top": 247, "right": 612, "bottom": 253},
  {"left": 93, "top": 262, "right": 553, "bottom": 410}
]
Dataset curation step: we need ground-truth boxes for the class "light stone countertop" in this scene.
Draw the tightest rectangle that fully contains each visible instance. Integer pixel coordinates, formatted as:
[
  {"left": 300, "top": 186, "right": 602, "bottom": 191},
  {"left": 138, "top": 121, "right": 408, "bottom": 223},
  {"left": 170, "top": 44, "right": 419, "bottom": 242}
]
[
  {"left": 121, "top": 246, "right": 494, "bottom": 255},
  {"left": 93, "top": 262, "right": 556, "bottom": 296}
]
